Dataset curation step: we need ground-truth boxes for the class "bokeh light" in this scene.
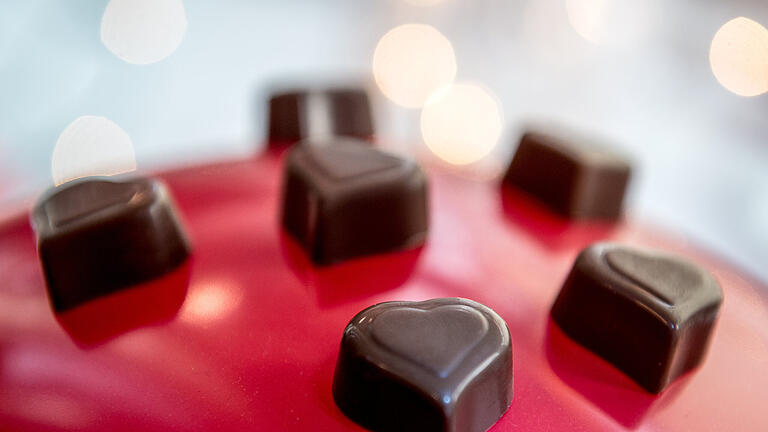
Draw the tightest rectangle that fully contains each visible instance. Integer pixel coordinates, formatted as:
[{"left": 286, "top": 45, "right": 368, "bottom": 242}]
[
  {"left": 373, "top": 23, "right": 457, "bottom": 108},
  {"left": 101, "top": 0, "right": 188, "bottom": 65},
  {"left": 565, "top": 0, "right": 652, "bottom": 46},
  {"left": 403, "top": 0, "right": 446, "bottom": 6},
  {"left": 51, "top": 116, "right": 136, "bottom": 186},
  {"left": 709, "top": 17, "right": 768, "bottom": 97},
  {"left": 420, "top": 83, "right": 503, "bottom": 165}
]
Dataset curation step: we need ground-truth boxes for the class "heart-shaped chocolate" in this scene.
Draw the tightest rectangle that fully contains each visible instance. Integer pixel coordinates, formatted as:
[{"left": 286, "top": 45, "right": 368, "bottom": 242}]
[
  {"left": 32, "top": 177, "right": 191, "bottom": 311},
  {"left": 551, "top": 243, "right": 723, "bottom": 393},
  {"left": 502, "top": 128, "right": 631, "bottom": 220},
  {"left": 267, "top": 87, "right": 373, "bottom": 147},
  {"left": 281, "top": 139, "right": 428, "bottom": 265},
  {"left": 303, "top": 139, "right": 401, "bottom": 181},
  {"left": 333, "top": 298, "right": 512, "bottom": 432}
]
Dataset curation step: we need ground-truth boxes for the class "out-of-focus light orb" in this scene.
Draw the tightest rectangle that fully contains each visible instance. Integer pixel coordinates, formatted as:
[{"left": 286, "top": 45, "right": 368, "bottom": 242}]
[
  {"left": 373, "top": 23, "right": 457, "bottom": 108},
  {"left": 420, "top": 83, "right": 503, "bottom": 165},
  {"left": 101, "top": 0, "right": 188, "bottom": 65},
  {"left": 403, "top": 0, "right": 446, "bottom": 6},
  {"left": 566, "top": 0, "right": 607, "bottom": 44},
  {"left": 565, "top": 0, "right": 651, "bottom": 46},
  {"left": 709, "top": 17, "right": 768, "bottom": 97},
  {"left": 52, "top": 116, "right": 136, "bottom": 186}
]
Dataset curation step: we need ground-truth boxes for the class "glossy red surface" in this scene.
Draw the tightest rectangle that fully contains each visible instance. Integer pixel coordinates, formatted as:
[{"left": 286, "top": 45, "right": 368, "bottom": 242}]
[{"left": 0, "top": 151, "right": 767, "bottom": 431}]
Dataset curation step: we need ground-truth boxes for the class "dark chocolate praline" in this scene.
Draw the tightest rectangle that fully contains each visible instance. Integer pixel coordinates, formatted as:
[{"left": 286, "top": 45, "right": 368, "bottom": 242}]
[
  {"left": 267, "top": 87, "right": 374, "bottom": 146},
  {"left": 32, "top": 176, "right": 191, "bottom": 310},
  {"left": 333, "top": 298, "right": 513, "bottom": 432},
  {"left": 281, "top": 138, "right": 428, "bottom": 265},
  {"left": 551, "top": 243, "right": 723, "bottom": 393},
  {"left": 503, "top": 129, "right": 631, "bottom": 220}
]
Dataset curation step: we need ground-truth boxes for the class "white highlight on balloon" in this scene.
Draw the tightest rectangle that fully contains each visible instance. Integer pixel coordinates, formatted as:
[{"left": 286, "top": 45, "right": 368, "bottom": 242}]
[
  {"left": 101, "top": 0, "right": 188, "bottom": 65},
  {"left": 420, "top": 83, "right": 503, "bottom": 165},
  {"left": 709, "top": 17, "right": 768, "bottom": 97},
  {"left": 373, "top": 23, "right": 457, "bottom": 108},
  {"left": 52, "top": 116, "right": 136, "bottom": 186}
]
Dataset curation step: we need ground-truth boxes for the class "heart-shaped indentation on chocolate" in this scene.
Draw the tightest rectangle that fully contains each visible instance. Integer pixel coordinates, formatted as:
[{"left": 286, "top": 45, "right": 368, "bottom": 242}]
[
  {"left": 605, "top": 248, "right": 704, "bottom": 305},
  {"left": 42, "top": 179, "right": 147, "bottom": 228},
  {"left": 371, "top": 305, "right": 489, "bottom": 377},
  {"left": 304, "top": 140, "right": 402, "bottom": 181}
]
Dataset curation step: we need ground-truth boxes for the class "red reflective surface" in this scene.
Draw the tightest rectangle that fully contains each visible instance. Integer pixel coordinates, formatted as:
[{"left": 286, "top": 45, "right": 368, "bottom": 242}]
[{"left": 0, "top": 151, "right": 766, "bottom": 431}]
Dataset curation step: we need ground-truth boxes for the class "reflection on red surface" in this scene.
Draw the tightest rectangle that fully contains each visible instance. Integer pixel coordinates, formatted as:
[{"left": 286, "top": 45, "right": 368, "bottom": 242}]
[
  {"left": 55, "top": 261, "right": 190, "bottom": 347},
  {"left": 281, "top": 233, "right": 423, "bottom": 308},
  {"left": 500, "top": 186, "right": 618, "bottom": 250},
  {"left": 179, "top": 276, "right": 243, "bottom": 324},
  {"left": 544, "top": 320, "right": 689, "bottom": 428}
]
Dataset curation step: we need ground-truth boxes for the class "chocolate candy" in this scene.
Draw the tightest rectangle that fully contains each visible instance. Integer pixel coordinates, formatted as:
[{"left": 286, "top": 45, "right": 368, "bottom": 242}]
[
  {"left": 267, "top": 88, "right": 374, "bottom": 146},
  {"left": 333, "top": 298, "right": 513, "bottom": 432},
  {"left": 551, "top": 243, "right": 723, "bottom": 393},
  {"left": 503, "top": 129, "right": 631, "bottom": 220},
  {"left": 32, "top": 177, "right": 191, "bottom": 311},
  {"left": 281, "top": 139, "right": 428, "bottom": 265}
]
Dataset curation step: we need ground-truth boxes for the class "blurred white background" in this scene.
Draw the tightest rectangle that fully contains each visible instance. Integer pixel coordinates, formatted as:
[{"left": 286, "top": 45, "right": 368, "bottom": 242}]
[{"left": 0, "top": 0, "right": 767, "bottom": 283}]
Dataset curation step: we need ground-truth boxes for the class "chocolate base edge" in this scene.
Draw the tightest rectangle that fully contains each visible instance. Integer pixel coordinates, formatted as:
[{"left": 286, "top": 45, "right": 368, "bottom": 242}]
[
  {"left": 332, "top": 343, "right": 513, "bottom": 432},
  {"left": 551, "top": 251, "right": 672, "bottom": 393},
  {"left": 332, "top": 346, "right": 446, "bottom": 431}
]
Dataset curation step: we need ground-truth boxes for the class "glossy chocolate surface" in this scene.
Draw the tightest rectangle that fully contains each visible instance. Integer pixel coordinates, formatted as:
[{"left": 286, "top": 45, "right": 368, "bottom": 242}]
[
  {"left": 503, "top": 130, "right": 631, "bottom": 220},
  {"left": 333, "top": 298, "right": 513, "bottom": 432},
  {"left": 551, "top": 243, "right": 723, "bottom": 393},
  {"left": 281, "top": 139, "right": 428, "bottom": 265},
  {"left": 31, "top": 177, "right": 191, "bottom": 311},
  {"left": 267, "top": 88, "right": 374, "bottom": 146}
]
